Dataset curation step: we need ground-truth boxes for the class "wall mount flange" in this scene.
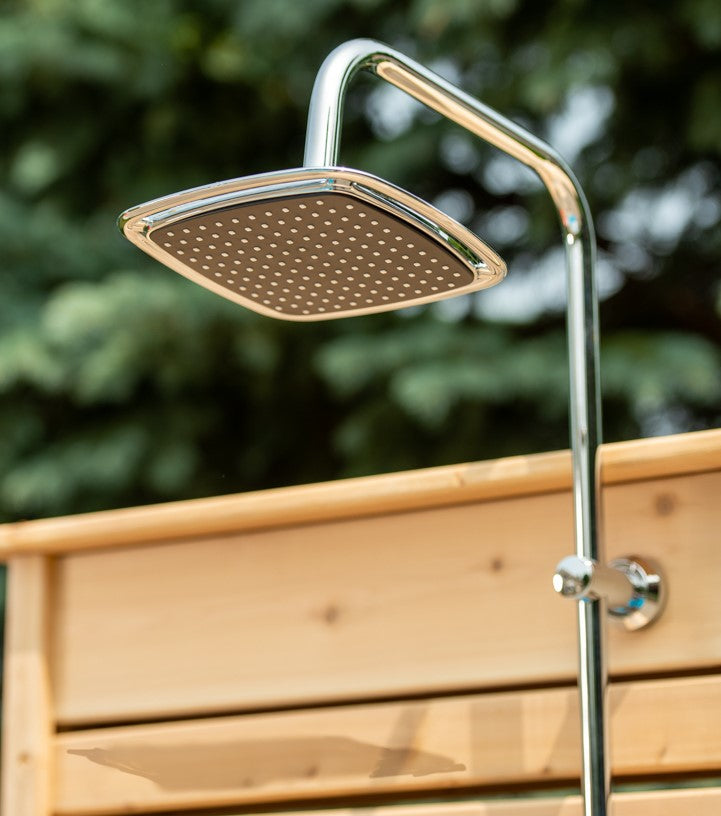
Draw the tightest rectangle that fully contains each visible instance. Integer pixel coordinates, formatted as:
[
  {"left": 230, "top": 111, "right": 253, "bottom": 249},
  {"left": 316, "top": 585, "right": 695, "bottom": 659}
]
[{"left": 553, "top": 554, "right": 666, "bottom": 631}]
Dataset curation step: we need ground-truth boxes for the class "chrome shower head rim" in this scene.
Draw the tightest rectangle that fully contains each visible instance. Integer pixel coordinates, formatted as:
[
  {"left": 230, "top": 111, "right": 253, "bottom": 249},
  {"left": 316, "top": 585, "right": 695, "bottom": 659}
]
[{"left": 120, "top": 166, "right": 506, "bottom": 322}]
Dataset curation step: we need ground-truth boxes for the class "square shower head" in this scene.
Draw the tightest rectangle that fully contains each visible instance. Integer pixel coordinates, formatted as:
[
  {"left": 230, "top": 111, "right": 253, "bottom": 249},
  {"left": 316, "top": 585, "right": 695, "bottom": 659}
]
[{"left": 120, "top": 167, "right": 506, "bottom": 321}]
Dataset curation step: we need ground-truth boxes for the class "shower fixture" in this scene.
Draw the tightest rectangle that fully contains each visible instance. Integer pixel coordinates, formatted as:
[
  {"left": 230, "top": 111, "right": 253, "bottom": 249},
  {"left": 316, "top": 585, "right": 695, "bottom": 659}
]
[{"left": 120, "top": 39, "right": 666, "bottom": 816}]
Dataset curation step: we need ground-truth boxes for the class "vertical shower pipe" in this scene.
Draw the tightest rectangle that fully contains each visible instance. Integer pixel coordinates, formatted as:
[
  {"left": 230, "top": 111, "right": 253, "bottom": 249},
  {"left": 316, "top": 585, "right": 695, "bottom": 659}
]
[{"left": 304, "top": 40, "right": 607, "bottom": 816}]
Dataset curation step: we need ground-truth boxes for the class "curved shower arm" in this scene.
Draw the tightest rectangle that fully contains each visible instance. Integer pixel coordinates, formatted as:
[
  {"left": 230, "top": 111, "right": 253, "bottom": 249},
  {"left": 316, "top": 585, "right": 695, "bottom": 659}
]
[
  {"left": 305, "top": 39, "right": 606, "bottom": 816},
  {"left": 305, "top": 39, "right": 588, "bottom": 237}
]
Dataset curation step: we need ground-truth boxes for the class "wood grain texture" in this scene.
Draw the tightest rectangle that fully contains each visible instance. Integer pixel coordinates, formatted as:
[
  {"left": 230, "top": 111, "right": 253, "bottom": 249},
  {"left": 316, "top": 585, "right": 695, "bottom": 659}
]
[
  {"left": 52, "top": 468, "right": 721, "bottom": 725},
  {"left": 54, "top": 676, "right": 721, "bottom": 814},
  {"left": 240, "top": 791, "right": 721, "bottom": 816},
  {"left": 1, "top": 428, "right": 719, "bottom": 556},
  {"left": 1, "top": 556, "right": 53, "bottom": 816}
]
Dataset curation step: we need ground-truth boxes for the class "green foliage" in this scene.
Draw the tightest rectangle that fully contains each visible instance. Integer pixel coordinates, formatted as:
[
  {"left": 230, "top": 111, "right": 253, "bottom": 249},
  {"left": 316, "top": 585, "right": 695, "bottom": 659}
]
[{"left": 0, "top": 0, "right": 719, "bottom": 521}]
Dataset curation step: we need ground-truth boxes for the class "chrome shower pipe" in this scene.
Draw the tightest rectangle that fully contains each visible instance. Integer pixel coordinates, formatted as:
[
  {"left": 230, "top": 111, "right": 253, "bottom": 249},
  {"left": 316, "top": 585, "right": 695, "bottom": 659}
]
[{"left": 305, "top": 40, "right": 607, "bottom": 816}]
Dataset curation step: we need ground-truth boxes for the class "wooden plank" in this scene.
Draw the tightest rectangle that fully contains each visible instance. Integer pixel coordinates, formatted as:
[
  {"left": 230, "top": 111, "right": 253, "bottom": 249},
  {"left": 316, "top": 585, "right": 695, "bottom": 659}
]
[
  {"left": 1, "top": 556, "right": 53, "bottom": 816},
  {"left": 52, "top": 468, "right": 721, "bottom": 725},
  {"left": 249, "top": 791, "right": 721, "bottom": 816},
  {"left": 1, "top": 428, "right": 719, "bottom": 556},
  {"left": 54, "top": 676, "right": 721, "bottom": 814},
  {"left": 602, "top": 469, "right": 721, "bottom": 675}
]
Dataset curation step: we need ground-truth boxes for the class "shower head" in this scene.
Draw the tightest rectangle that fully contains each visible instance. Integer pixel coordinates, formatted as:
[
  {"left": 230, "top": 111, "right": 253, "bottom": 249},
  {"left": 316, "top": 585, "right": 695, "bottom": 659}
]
[{"left": 120, "top": 168, "right": 505, "bottom": 321}]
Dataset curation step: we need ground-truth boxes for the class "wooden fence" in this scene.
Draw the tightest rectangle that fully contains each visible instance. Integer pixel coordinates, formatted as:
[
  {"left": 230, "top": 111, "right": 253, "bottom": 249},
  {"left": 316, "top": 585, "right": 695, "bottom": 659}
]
[{"left": 2, "top": 428, "right": 721, "bottom": 814}]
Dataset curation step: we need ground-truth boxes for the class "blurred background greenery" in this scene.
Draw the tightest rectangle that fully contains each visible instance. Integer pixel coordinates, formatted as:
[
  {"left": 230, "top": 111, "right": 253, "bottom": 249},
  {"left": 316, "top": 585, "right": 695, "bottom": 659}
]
[{"left": 1, "top": 0, "right": 720, "bottom": 523}]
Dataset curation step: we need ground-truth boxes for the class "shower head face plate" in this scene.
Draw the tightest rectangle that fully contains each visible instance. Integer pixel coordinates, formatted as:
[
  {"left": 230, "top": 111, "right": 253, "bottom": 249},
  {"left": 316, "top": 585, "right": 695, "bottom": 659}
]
[{"left": 120, "top": 167, "right": 506, "bottom": 321}]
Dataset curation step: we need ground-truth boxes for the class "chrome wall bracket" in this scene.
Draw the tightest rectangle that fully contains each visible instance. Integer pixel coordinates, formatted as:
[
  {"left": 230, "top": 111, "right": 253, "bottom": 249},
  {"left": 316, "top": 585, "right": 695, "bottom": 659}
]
[{"left": 554, "top": 555, "right": 666, "bottom": 631}]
